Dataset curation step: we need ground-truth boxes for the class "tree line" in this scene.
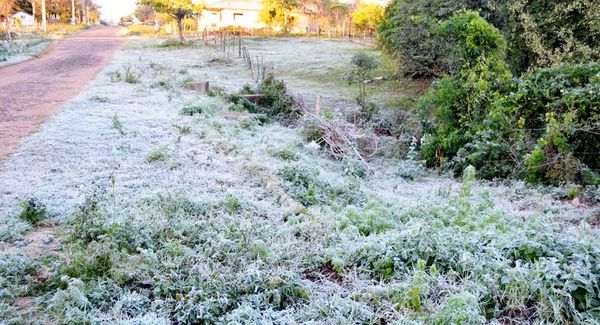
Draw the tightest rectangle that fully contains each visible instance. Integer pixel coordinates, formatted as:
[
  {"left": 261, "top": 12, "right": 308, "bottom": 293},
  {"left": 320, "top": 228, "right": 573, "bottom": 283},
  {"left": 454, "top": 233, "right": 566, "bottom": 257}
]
[
  {"left": 135, "top": 0, "right": 385, "bottom": 43},
  {"left": 1, "top": 0, "right": 100, "bottom": 40}
]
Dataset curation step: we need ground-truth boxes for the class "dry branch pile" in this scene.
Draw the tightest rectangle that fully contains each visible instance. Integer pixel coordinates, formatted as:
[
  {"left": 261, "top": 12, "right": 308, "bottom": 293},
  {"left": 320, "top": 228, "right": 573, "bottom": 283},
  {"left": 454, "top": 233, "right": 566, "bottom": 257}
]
[{"left": 302, "top": 113, "right": 380, "bottom": 167}]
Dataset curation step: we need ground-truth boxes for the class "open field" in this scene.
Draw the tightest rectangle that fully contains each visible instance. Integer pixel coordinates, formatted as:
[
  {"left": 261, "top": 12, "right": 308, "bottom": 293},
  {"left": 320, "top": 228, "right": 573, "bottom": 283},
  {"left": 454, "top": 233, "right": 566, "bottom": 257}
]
[{"left": 0, "top": 38, "right": 598, "bottom": 323}]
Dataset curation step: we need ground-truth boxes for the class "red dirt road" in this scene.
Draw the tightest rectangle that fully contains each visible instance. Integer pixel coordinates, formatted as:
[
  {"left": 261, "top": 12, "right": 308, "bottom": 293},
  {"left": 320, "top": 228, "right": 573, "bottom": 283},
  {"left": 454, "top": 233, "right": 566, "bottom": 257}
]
[{"left": 0, "top": 26, "right": 125, "bottom": 161}]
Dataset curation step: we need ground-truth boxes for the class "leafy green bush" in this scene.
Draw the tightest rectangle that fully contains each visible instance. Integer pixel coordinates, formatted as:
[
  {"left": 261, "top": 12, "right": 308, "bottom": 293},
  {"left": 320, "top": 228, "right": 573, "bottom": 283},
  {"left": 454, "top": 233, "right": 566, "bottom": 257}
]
[
  {"left": 257, "top": 74, "right": 300, "bottom": 121},
  {"left": 380, "top": 0, "right": 599, "bottom": 76},
  {"left": 416, "top": 10, "right": 600, "bottom": 184},
  {"left": 229, "top": 74, "right": 300, "bottom": 122},
  {"left": 378, "top": 0, "right": 502, "bottom": 78},
  {"left": 420, "top": 11, "right": 512, "bottom": 173},
  {"left": 511, "top": 63, "right": 600, "bottom": 184},
  {"left": 19, "top": 198, "right": 47, "bottom": 226},
  {"left": 146, "top": 147, "right": 169, "bottom": 162},
  {"left": 506, "top": 0, "right": 600, "bottom": 74},
  {"left": 343, "top": 53, "right": 379, "bottom": 117}
]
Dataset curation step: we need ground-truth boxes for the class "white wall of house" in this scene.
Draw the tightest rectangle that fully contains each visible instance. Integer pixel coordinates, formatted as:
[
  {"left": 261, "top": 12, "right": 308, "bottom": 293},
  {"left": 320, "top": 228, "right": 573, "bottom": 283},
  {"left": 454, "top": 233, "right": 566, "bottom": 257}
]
[
  {"left": 199, "top": 9, "right": 263, "bottom": 30},
  {"left": 11, "top": 12, "right": 35, "bottom": 26}
]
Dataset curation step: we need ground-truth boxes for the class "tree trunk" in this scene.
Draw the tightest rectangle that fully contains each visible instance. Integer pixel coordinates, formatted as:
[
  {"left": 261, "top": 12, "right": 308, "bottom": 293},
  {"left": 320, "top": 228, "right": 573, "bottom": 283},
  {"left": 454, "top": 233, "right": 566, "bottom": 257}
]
[
  {"left": 71, "top": 0, "right": 75, "bottom": 24},
  {"left": 41, "top": 0, "right": 47, "bottom": 32},
  {"left": 32, "top": 0, "right": 36, "bottom": 28},
  {"left": 176, "top": 17, "right": 185, "bottom": 43},
  {"left": 6, "top": 20, "right": 12, "bottom": 42}
]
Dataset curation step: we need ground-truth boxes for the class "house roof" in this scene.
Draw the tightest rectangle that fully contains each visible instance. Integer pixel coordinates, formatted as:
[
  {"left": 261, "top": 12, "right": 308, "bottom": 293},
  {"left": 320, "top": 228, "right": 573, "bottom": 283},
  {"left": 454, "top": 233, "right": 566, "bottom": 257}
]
[{"left": 205, "top": 0, "right": 262, "bottom": 11}]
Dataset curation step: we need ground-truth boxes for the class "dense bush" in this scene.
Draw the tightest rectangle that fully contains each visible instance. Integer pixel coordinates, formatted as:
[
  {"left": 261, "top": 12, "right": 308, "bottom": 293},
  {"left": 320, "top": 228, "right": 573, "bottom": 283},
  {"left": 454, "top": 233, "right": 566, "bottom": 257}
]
[
  {"left": 419, "top": 11, "right": 600, "bottom": 185},
  {"left": 378, "top": 0, "right": 503, "bottom": 78},
  {"left": 512, "top": 63, "right": 600, "bottom": 184},
  {"left": 420, "top": 11, "right": 513, "bottom": 175},
  {"left": 230, "top": 74, "right": 300, "bottom": 122},
  {"left": 506, "top": 0, "right": 600, "bottom": 74},
  {"left": 19, "top": 198, "right": 47, "bottom": 226},
  {"left": 380, "top": 0, "right": 599, "bottom": 76}
]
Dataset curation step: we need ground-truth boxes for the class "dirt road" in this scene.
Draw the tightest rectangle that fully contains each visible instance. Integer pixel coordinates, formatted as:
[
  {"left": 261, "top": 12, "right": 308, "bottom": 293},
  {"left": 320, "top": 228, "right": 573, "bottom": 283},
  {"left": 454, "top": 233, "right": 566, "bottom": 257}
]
[{"left": 0, "top": 26, "right": 125, "bottom": 161}]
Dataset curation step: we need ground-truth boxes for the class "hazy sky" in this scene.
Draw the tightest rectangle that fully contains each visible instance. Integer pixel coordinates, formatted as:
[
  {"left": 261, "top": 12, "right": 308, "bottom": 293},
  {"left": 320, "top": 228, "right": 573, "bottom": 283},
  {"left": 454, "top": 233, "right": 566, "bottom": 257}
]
[{"left": 95, "top": 0, "right": 137, "bottom": 22}]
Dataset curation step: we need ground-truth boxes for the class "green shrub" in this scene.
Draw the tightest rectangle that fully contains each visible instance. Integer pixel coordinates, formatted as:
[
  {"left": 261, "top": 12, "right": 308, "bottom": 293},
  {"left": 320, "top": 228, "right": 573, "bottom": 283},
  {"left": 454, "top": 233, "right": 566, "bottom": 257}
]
[
  {"left": 343, "top": 53, "right": 379, "bottom": 117},
  {"left": 513, "top": 64, "right": 600, "bottom": 184},
  {"left": 146, "top": 147, "right": 169, "bottom": 162},
  {"left": 19, "top": 198, "right": 47, "bottom": 226},
  {"left": 379, "top": 0, "right": 599, "bottom": 75},
  {"left": 378, "top": 0, "right": 503, "bottom": 78},
  {"left": 506, "top": 0, "right": 600, "bottom": 74},
  {"left": 257, "top": 74, "right": 300, "bottom": 121},
  {"left": 417, "top": 10, "right": 600, "bottom": 184},
  {"left": 180, "top": 104, "right": 204, "bottom": 116},
  {"left": 230, "top": 75, "right": 300, "bottom": 122},
  {"left": 420, "top": 11, "right": 512, "bottom": 173}
]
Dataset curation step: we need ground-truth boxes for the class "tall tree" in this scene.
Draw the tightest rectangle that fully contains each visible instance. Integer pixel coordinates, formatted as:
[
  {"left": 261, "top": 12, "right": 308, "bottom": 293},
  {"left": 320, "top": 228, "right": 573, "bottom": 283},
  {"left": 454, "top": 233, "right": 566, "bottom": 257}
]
[
  {"left": 41, "top": 0, "right": 46, "bottom": 32},
  {"left": 351, "top": 2, "right": 383, "bottom": 35},
  {"left": 134, "top": 4, "right": 155, "bottom": 23},
  {"left": 138, "top": 0, "right": 203, "bottom": 43},
  {"left": 259, "top": 0, "right": 297, "bottom": 33},
  {"left": 1, "top": 0, "right": 16, "bottom": 41}
]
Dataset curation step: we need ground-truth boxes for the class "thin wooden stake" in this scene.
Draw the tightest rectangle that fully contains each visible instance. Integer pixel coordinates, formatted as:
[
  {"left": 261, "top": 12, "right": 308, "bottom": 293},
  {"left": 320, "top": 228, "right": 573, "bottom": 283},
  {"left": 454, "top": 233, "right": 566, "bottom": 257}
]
[{"left": 316, "top": 96, "right": 321, "bottom": 115}]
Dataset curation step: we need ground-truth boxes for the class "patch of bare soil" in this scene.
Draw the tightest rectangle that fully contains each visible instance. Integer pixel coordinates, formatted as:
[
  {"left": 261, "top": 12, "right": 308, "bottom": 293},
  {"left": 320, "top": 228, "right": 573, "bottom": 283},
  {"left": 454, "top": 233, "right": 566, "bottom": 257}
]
[{"left": 1, "top": 224, "right": 61, "bottom": 258}]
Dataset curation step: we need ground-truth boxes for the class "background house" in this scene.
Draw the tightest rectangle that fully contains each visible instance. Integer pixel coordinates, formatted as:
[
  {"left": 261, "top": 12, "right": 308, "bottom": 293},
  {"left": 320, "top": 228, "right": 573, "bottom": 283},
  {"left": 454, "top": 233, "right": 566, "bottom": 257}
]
[
  {"left": 199, "top": 0, "right": 264, "bottom": 31},
  {"left": 11, "top": 12, "right": 34, "bottom": 26}
]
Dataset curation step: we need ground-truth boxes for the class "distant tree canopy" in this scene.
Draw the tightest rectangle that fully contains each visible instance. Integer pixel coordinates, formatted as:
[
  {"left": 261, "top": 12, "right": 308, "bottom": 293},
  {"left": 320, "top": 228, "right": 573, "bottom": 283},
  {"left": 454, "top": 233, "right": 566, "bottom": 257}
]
[
  {"left": 1, "top": 0, "right": 16, "bottom": 40},
  {"left": 259, "top": 0, "right": 298, "bottom": 32},
  {"left": 138, "top": 0, "right": 203, "bottom": 42},
  {"left": 351, "top": 2, "right": 383, "bottom": 34},
  {"left": 5, "top": 0, "right": 100, "bottom": 24},
  {"left": 134, "top": 4, "right": 156, "bottom": 23}
]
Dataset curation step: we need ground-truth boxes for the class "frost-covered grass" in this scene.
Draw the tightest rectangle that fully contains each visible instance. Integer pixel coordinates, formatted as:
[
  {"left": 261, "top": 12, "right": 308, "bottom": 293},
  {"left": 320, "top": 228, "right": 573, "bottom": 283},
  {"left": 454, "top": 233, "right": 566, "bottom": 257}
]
[
  {"left": 0, "top": 38, "right": 598, "bottom": 323},
  {"left": 0, "top": 38, "right": 50, "bottom": 66},
  {"left": 0, "top": 24, "right": 88, "bottom": 66},
  {"left": 239, "top": 37, "right": 430, "bottom": 110}
]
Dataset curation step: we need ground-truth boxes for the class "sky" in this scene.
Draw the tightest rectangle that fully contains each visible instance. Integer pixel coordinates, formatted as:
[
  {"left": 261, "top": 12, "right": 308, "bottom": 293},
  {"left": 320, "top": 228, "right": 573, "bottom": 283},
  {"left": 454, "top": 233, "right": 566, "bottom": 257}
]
[{"left": 95, "top": 0, "right": 137, "bottom": 22}]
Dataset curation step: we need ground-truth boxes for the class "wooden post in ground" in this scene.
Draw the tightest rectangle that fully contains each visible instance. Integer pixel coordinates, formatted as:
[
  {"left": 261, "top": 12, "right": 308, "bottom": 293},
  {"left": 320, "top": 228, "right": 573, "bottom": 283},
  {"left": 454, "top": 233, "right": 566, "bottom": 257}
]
[
  {"left": 316, "top": 96, "right": 321, "bottom": 115},
  {"left": 255, "top": 55, "right": 260, "bottom": 81},
  {"left": 238, "top": 35, "right": 242, "bottom": 58}
]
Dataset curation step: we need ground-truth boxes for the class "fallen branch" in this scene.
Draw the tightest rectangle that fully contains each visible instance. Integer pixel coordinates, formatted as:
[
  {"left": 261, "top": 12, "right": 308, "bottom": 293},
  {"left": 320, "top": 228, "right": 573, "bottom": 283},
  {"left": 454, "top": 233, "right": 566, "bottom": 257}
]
[{"left": 362, "top": 76, "right": 388, "bottom": 84}]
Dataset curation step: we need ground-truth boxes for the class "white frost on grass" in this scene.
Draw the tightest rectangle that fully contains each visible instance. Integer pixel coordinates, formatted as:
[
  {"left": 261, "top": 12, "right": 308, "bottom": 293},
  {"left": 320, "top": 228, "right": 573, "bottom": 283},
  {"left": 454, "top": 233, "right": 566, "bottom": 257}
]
[
  {"left": 0, "top": 38, "right": 51, "bottom": 67},
  {"left": 0, "top": 38, "right": 597, "bottom": 323}
]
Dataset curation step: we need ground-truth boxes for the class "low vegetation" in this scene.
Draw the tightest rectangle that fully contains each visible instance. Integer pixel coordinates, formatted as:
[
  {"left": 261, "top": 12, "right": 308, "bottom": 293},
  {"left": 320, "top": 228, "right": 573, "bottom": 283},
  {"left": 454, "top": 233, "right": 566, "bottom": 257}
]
[{"left": 0, "top": 33, "right": 597, "bottom": 324}]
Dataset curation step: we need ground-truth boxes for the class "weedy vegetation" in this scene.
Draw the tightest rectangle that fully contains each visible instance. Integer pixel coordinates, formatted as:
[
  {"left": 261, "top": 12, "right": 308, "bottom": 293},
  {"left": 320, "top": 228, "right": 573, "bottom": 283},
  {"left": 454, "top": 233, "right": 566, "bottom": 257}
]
[{"left": 0, "top": 35, "right": 597, "bottom": 324}]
